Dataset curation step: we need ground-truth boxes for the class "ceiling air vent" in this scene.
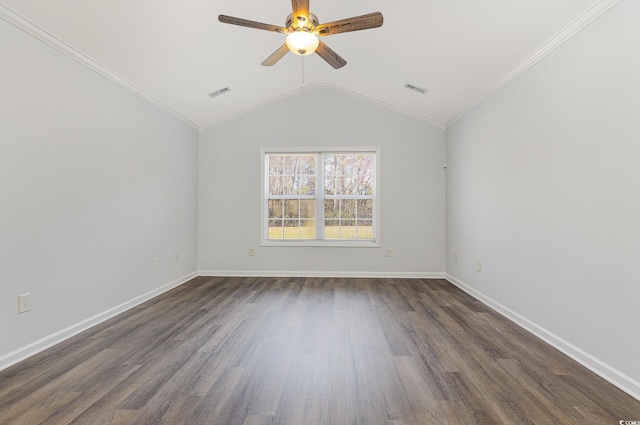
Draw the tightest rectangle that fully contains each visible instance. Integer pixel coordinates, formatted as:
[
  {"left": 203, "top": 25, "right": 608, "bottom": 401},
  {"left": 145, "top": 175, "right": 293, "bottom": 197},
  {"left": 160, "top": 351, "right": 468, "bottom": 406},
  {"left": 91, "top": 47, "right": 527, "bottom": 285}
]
[
  {"left": 208, "top": 87, "right": 231, "bottom": 98},
  {"left": 404, "top": 83, "right": 427, "bottom": 94}
]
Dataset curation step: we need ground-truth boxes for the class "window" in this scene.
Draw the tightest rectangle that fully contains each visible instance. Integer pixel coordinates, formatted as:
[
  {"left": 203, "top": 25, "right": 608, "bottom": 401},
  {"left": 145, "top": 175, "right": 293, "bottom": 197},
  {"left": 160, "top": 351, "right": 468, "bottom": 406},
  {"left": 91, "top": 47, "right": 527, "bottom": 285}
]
[{"left": 262, "top": 149, "right": 379, "bottom": 246}]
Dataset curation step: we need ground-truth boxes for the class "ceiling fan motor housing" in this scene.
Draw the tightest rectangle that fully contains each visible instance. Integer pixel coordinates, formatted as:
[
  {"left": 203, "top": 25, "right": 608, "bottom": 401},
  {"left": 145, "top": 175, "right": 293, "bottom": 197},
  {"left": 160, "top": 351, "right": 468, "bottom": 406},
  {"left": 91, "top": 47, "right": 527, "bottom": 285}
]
[{"left": 286, "top": 13, "right": 319, "bottom": 32}]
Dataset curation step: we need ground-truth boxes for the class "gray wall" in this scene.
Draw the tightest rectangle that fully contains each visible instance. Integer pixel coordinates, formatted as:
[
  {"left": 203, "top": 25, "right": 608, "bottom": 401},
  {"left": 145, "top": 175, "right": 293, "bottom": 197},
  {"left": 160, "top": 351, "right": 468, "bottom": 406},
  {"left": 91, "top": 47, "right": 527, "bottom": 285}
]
[
  {"left": 199, "top": 88, "right": 446, "bottom": 276},
  {"left": 446, "top": 0, "right": 640, "bottom": 397},
  {"left": 4, "top": 0, "right": 637, "bottom": 402},
  {"left": 0, "top": 18, "right": 199, "bottom": 366}
]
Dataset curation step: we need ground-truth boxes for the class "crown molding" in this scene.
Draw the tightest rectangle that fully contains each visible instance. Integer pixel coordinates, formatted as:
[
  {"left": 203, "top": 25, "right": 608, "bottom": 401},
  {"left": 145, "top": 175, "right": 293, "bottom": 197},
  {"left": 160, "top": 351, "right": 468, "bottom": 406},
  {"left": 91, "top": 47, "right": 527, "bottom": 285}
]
[
  {"left": 445, "top": 0, "right": 623, "bottom": 128},
  {"left": 0, "top": 3, "right": 199, "bottom": 132},
  {"left": 1, "top": 0, "right": 444, "bottom": 134},
  {"left": 3, "top": 0, "right": 620, "bottom": 133}
]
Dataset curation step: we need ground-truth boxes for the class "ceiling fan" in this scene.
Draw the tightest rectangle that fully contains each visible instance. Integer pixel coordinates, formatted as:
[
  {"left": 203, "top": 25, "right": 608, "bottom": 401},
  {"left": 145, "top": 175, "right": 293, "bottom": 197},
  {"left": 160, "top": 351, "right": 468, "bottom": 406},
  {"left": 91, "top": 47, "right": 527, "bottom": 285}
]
[{"left": 218, "top": 0, "right": 383, "bottom": 69}]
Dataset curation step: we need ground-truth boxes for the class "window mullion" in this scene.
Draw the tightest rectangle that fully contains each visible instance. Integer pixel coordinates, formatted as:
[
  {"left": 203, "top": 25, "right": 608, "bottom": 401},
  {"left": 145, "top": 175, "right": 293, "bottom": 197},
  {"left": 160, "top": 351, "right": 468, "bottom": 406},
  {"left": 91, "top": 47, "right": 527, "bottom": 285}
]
[{"left": 316, "top": 153, "right": 324, "bottom": 240}]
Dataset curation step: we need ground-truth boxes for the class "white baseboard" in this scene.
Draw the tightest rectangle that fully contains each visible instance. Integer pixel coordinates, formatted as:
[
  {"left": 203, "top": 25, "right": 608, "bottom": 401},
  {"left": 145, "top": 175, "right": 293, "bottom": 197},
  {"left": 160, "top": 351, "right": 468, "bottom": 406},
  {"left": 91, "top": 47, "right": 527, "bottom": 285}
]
[
  {"left": 17, "top": 270, "right": 634, "bottom": 403},
  {"left": 198, "top": 270, "right": 446, "bottom": 279},
  {"left": 445, "top": 273, "right": 640, "bottom": 402},
  {"left": 0, "top": 270, "right": 442, "bottom": 372},
  {"left": 0, "top": 271, "right": 198, "bottom": 372}
]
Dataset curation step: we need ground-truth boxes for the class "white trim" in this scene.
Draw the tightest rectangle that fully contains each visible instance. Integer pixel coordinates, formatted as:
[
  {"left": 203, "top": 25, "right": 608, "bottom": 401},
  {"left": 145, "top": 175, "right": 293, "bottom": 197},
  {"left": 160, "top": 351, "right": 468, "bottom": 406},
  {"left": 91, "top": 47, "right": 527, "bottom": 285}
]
[
  {"left": 446, "top": 0, "right": 623, "bottom": 128},
  {"left": 445, "top": 273, "right": 640, "bottom": 402},
  {"left": 0, "top": 3, "right": 199, "bottom": 131},
  {"left": 260, "top": 240, "right": 380, "bottom": 248},
  {"left": 199, "top": 270, "right": 446, "bottom": 279},
  {"left": 0, "top": 271, "right": 197, "bottom": 372},
  {"left": 1, "top": 0, "right": 620, "bottom": 133},
  {"left": 261, "top": 148, "right": 381, "bottom": 247},
  {"left": 10, "top": 270, "right": 637, "bottom": 404}
]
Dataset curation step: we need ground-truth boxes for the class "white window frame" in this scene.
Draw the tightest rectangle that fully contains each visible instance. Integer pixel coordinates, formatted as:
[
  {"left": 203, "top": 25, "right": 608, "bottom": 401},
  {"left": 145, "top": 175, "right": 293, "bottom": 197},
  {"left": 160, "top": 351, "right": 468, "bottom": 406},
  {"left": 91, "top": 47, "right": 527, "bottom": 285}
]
[{"left": 260, "top": 147, "right": 380, "bottom": 247}]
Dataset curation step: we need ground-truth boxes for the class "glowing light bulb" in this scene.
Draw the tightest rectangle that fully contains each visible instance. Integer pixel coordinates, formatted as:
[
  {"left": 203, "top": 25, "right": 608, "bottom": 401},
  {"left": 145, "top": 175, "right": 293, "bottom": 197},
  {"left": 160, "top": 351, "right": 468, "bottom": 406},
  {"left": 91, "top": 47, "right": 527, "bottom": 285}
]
[{"left": 285, "top": 31, "right": 319, "bottom": 56}]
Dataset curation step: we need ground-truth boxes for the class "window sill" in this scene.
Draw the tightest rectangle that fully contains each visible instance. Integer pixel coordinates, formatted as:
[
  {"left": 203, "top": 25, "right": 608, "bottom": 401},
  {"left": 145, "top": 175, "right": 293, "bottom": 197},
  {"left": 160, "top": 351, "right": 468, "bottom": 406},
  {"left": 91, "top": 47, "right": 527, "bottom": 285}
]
[{"left": 260, "top": 240, "right": 380, "bottom": 248}]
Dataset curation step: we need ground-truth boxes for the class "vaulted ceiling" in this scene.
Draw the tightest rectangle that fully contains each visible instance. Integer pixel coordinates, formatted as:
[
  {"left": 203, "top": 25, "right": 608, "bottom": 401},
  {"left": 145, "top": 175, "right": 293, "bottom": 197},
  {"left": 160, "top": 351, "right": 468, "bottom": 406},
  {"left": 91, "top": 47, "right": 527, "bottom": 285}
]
[{"left": 1, "top": 0, "right": 616, "bottom": 130}]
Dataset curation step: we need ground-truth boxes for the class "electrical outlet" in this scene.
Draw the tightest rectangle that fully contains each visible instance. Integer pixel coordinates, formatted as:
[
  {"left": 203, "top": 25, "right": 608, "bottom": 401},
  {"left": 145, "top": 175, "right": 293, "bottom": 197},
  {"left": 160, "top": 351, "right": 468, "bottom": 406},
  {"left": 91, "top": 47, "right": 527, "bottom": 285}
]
[
  {"left": 248, "top": 248, "right": 255, "bottom": 256},
  {"left": 175, "top": 253, "right": 180, "bottom": 263},
  {"left": 153, "top": 258, "right": 159, "bottom": 269},
  {"left": 386, "top": 248, "right": 392, "bottom": 257},
  {"left": 18, "top": 293, "right": 31, "bottom": 314},
  {"left": 477, "top": 261, "right": 483, "bottom": 273},
  {"left": 454, "top": 253, "right": 458, "bottom": 262}
]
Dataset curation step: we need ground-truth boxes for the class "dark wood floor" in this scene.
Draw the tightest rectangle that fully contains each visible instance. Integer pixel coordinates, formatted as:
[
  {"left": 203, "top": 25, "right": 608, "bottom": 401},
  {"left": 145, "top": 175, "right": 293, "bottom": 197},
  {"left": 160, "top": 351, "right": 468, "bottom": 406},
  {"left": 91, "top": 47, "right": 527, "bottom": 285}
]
[{"left": 1, "top": 277, "right": 638, "bottom": 424}]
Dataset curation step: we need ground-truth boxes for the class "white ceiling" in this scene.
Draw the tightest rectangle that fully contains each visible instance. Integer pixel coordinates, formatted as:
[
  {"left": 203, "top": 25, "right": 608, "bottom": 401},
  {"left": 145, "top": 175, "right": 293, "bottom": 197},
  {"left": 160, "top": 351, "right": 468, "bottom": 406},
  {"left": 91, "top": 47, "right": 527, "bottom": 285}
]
[{"left": 1, "top": 0, "right": 616, "bottom": 130}]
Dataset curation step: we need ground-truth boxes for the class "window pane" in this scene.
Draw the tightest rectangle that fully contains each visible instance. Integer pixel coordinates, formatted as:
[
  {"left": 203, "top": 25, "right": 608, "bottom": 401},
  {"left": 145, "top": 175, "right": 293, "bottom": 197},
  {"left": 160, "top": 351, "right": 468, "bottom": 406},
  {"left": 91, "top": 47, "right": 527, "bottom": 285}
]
[
  {"left": 283, "top": 176, "right": 296, "bottom": 196},
  {"left": 283, "top": 156, "right": 297, "bottom": 175},
  {"left": 340, "top": 199, "right": 356, "bottom": 219},
  {"left": 324, "top": 219, "right": 340, "bottom": 238},
  {"left": 268, "top": 199, "right": 283, "bottom": 219},
  {"left": 324, "top": 200, "right": 338, "bottom": 219},
  {"left": 357, "top": 177, "right": 374, "bottom": 196},
  {"left": 341, "top": 220, "right": 357, "bottom": 239},
  {"left": 325, "top": 154, "right": 374, "bottom": 196},
  {"left": 284, "top": 199, "right": 299, "bottom": 218},
  {"left": 269, "top": 176, "right": 283, "bottom": 196},
  {"left": 357, "top": 199, "right": 373, "bottom": 219},
  {"left": 324, "top": 155, "right": 337, "bottom": 195},
  {"left": 324, "top": 155, "right": 336, "bottom": 174},
  {"left": 300, "top": 200, "right": 315, "bottom": 219},
  {"left": 300, "top": 220, "right": 316, "bottom": 239},
  {"left": 283, "top": 219, "right": 299, "bottom": 239},
  {"left": 299, "top": 175, "right": 315, "bottom": 196},
  {"left": 282, "top": 154, "right": 315, "bottom": 176},
  {"left": 268, "top": 219, "right": 284, "bottom": 239},
  {"left": 325, "top": 178, "right": 336, "bottom": 196},
  {"left": 357, "top": 220, "right": 373, "bottom": 239},
  {"left": 345, "top": 177, "right": 358, "bottom": 195},
  {"left": 269, "top": 155, "right": 284, "bottom": 175},
  {"left": 300, "top": 155, "right": 315, "bottom": 175},
  {"left": 329, "top": 178, "right": 357, "bottom": 196}
]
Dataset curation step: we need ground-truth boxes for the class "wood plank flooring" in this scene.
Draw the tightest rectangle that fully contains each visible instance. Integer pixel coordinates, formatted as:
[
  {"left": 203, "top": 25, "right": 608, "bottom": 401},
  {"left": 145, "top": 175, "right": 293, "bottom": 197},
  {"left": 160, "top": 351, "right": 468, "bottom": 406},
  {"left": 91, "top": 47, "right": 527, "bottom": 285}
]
[{"left": 1, "top": 277, "right": 639, "bottom": 424}]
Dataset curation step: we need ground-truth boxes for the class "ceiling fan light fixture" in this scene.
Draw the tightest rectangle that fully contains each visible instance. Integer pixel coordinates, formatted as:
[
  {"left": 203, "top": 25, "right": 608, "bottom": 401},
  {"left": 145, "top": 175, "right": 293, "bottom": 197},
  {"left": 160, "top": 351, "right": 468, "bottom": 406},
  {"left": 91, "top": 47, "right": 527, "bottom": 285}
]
[
  {"left": 219, "top": 8, "right": 382, "bottom": 68},
  {"left": 286, "top": 30, "right": 319, "bottom": 55}
]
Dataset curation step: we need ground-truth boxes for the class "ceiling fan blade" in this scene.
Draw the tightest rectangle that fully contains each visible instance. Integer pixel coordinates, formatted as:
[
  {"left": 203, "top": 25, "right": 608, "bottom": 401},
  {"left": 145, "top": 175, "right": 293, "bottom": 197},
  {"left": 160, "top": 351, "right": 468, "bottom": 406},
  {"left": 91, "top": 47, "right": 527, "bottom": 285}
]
[
  {"left": 315, "top": 41, "right": 347, "bottom": 69},
  {"left": 261, "top": 44, "right": 290, "bottom": 66},
  {"left": 316, "top": 12, "right": 383, "bottom": 36},
  {"left": 218, "top": 15, "right": 288, "bottom": 33},
  {"left": 291, "top": 0, "right": 310, "bottom": 19}
]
